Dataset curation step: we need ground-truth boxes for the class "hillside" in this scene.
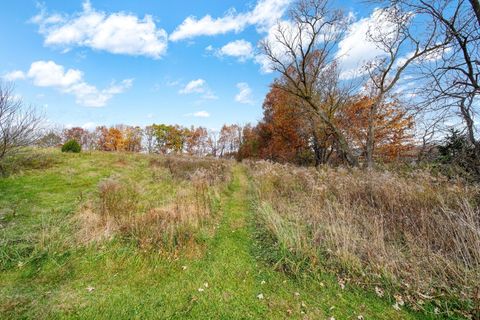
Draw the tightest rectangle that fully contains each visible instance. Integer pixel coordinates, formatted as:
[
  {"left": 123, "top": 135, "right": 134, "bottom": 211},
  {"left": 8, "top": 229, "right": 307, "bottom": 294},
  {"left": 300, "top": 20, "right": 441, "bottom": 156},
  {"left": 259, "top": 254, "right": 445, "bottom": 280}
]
[{"left": 0, "top": 151, "right": 436, "bottom": 319}]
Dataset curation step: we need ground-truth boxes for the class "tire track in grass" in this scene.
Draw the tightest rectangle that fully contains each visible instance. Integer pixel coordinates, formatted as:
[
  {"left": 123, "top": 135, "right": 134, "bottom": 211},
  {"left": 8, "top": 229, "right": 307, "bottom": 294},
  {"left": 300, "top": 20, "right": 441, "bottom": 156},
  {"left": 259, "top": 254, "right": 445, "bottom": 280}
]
[{"left": 167, "top": 165, "right": 423, "bottom": 319}]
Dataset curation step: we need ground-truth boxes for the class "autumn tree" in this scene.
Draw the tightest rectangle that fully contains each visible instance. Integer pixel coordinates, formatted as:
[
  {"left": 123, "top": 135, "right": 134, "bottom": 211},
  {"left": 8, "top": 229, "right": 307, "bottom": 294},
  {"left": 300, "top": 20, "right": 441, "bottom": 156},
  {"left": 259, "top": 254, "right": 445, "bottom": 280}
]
[
  {"left": 150, "top": 124, "right": 186, "bottom": 154},
  {"left": 257, "top": 86, "right": 313, "bottom": 164},
  {"left": 185, "top": 126, "right": 208, "bottom": 156},
  {"left": 260, "top": 0, "right": 359, "bottom": 166},
  {"left": 107, "top": 127, "right": 124, "bottom": 151},
  {"left": 237, "top": 124, "right": 260, "bottom": 160},
  {"left": 341, "top": 96, "right": 414, "bottom": 162},
  {"left": 123, "top": 126, "right": 143, "bottom": 152}
]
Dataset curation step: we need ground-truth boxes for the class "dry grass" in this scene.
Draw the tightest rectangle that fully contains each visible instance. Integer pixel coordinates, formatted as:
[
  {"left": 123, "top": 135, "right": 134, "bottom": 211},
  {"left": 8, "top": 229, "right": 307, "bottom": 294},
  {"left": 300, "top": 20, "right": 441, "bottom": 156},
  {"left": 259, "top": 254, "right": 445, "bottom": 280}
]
[
  {"left": 248, "top": 160, "right": 480, "bottom": 317},
  {"left": 76, "top": 156, "right": 232, "bottom": 254},
  {"left": 150, "top": 155, "right": 231, "bottom": 183}
]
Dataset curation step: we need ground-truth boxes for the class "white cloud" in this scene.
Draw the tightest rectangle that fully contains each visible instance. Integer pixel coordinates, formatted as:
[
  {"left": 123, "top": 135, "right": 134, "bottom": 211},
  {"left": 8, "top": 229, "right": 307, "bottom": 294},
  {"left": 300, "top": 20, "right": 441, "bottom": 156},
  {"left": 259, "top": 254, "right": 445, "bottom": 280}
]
[
  {"left": 2, "top": 70, "right": 26, "bottom": 81},
  {"left": 194, "top": 111, "right": 211, "bottom": 118},
  {"left": 218, "top": 40, "right": 254, "bottom": 61},
  {"left": 28, "top": 61, "right": 83, "bottom": 87},
  {"left": 10, "top": 60, "right": 132, "bottom": 107},
  {"left": 32, "top": 0, "right": 168, "bottom": 58},
  {"left": 179, "top": 79, "right": 218, "bottom": 100},
  {"left": 335, "top": 9, "right": 398, "bottom": 80},
  {"left": 179, "top": 79, "right": 206, "bottom": 94},
  {"left": 235, "top": 82, "right": 254, "bottom": 104},
  {"left": 170, "top": 0, "right": 291, "bottom": 41}
]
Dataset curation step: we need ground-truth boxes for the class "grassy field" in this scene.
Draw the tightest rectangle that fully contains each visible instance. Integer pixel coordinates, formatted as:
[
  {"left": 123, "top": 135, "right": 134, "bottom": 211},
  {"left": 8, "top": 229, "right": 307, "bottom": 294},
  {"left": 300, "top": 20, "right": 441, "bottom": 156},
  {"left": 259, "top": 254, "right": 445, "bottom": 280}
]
[{"left": 0, "top": 151, "right": 448, "bottom": 319}]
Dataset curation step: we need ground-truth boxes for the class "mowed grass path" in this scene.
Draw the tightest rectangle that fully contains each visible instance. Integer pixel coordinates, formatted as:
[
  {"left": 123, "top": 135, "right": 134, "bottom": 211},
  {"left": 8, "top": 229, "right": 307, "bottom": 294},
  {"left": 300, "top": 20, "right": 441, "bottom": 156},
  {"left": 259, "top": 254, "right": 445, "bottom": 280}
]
[
  {"left": 0, "top": 154, "right": 426, "bottom": 319},
  {"left": 148, "top": 166, "right": 422, "bottom": 319}
]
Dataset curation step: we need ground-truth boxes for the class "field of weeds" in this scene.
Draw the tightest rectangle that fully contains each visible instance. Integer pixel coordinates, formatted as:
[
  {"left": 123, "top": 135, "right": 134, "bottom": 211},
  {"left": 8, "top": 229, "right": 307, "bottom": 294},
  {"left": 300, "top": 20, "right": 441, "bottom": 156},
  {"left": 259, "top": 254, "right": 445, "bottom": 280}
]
[{"left": 248, "top": 160, "right": 480, "bottom": 318}]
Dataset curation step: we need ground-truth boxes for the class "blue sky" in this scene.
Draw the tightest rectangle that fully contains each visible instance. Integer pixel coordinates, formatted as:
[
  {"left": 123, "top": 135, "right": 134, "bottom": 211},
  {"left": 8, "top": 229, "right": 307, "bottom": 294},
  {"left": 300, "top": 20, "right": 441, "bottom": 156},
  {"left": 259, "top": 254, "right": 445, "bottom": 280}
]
[{"left": 0, "top": 0, "right": 376, "bottom": 130}]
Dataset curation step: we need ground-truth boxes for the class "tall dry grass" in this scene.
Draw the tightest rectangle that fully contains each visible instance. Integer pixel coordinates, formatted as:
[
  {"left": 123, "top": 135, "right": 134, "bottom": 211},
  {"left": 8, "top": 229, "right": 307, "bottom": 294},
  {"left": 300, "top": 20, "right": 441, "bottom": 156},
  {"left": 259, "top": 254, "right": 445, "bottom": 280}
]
[
  {"left": 248, "top": 161, "right": 480, "bottom": 317},
  {"left": 77, "top": 156, "right": 232, "bottom": 254}
]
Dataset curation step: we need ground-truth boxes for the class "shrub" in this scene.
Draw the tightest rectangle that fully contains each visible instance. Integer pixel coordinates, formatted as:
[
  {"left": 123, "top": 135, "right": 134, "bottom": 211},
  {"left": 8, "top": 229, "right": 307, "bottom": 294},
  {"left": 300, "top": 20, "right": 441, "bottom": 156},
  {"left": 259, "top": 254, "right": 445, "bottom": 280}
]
[{"left": 61, "top": 139, "right": 81, "bottom": 153}]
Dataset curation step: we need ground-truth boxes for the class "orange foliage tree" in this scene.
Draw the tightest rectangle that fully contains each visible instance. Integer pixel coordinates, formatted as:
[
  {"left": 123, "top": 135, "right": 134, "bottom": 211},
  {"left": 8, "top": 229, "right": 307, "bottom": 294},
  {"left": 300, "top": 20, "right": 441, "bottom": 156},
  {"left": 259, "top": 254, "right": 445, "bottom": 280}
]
[{"left": 341, "top": 96, "right": 414, "bottom": 162}]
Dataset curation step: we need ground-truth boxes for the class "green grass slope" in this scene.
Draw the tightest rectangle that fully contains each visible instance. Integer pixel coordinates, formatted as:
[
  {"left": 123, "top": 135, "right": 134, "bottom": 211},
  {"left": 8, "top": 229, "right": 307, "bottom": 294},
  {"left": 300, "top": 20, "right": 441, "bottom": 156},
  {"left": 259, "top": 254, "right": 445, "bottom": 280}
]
[{"left": 0, "top": 152, "right": 427, "bottom": 319}]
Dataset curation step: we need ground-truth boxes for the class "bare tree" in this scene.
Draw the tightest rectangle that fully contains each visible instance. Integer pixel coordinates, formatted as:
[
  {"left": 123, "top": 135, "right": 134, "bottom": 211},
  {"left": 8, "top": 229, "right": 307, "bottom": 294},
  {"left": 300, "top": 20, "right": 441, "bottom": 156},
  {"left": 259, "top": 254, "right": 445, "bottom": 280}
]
[
  {"left": 362, "top": 5, "right": 444, "bottom": 168},
  {"left": 260, "top": 0, "right": 359, "bottom": 166},
  {"left": 384, "top": 0, "right": 480, "bottom": 158},
  {"left": 0, "top": 83, "right": 42, "bottom": 173}
]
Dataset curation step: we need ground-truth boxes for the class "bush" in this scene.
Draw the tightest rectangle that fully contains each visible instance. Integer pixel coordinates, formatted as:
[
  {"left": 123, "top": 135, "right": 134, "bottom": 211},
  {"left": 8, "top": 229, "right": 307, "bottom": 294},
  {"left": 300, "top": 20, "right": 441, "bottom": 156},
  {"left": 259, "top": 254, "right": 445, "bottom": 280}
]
[{"left": 61, "top": 139, "right": 81, "bottom": 153}]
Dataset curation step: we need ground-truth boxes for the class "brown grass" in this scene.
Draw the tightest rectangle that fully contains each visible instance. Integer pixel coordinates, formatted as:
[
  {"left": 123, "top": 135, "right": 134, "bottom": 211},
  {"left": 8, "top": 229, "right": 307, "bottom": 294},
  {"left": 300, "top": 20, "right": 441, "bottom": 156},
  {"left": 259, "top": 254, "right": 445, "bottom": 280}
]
[
  {"left": 248, "top": 161, "right": 480, "bottom": 317},
  {"left": 77, "top": 156, "right": 231, "bottom": 254}
]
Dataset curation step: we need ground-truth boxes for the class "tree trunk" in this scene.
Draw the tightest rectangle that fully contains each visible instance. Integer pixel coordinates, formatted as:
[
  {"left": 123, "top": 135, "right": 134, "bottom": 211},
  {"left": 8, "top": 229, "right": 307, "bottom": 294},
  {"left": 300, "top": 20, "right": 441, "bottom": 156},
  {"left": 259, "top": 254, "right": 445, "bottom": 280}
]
[
  {"left": 365, "top": 96, "right": 382, "bottom": 169},
  {"left": 469, "top": 0, "right": 480, "bottom": 26},
  {"left": 459, "top": 97, "right": 479, "bottom": 160},
  {"left": 305, "top": 99, "right": 359, "bottom": 167}
]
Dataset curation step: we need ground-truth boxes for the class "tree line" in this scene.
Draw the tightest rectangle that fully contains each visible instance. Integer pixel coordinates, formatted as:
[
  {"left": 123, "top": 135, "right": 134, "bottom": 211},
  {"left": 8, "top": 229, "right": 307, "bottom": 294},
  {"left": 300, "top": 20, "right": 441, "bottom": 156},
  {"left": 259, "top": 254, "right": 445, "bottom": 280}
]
[{"left": 37, "top": 124, "right": 244, "bottom": 158}]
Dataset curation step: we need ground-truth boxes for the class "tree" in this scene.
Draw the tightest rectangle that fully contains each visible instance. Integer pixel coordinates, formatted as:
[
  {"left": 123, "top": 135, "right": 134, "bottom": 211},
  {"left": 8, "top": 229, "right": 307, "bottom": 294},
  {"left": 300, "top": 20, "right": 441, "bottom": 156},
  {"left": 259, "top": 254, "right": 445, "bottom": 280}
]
[
  {"left": 256, "top": 86, "right": 313, "bottom": 164},
  {"left": 341, "top": 96, "right": 414, "bottom": 162},
  {"left": 260, "top": 0, "right": 359, "bottom": 166},
  {"left": 104, "top": 127, "right": 124, "bottom": 151},
  {"left": 144, "top": 125, "right": 156, "bottom": 153},
  {"left": 185, "top": 126, "right": 208, "bottom": 156},
  {"left": 0, "top": 83, "right": 42, "bottom": 171},
  {"left": 383, "top": 0, "right": 480, "bottom": 159},
  {"left": 237, "top": 124, "right": 261, "bottom": 160},
  {"left": 218, "top": 124, "right": 241, "bottom": 157},
  {"left": 206, "top": 129, "right": 220, "bottom": 157},
  {"left": 362, "top": 5, "right": 443, "bottom": 168},
  {"left": 150, "top": 124, "right": 186, "bottom": 154},
  {"left": 123, "top": 126, "right": 143, "bottom": 152}
]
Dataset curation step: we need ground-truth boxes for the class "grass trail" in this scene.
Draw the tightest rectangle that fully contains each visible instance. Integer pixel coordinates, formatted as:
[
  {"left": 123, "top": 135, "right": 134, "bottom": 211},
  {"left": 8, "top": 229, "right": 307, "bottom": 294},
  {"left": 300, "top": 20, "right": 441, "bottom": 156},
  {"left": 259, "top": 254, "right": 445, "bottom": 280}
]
[{"left": 153, "top": 165, "right": 422, "bottom": 319}]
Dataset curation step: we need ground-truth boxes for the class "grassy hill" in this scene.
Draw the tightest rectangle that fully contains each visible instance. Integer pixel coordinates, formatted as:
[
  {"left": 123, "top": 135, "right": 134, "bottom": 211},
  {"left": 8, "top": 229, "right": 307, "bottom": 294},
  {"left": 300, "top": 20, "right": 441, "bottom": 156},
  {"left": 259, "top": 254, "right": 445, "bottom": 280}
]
[{"left": 0, "top": 151, "right": 470, "bottom": 319}]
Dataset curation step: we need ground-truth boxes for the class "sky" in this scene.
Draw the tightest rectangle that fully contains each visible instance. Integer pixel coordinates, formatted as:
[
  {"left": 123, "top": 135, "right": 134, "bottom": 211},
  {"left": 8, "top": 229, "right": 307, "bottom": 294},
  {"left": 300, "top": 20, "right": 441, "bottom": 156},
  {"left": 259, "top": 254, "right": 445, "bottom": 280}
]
[{"left": 0, "top": 0, "right": 379, "bottom": 130}]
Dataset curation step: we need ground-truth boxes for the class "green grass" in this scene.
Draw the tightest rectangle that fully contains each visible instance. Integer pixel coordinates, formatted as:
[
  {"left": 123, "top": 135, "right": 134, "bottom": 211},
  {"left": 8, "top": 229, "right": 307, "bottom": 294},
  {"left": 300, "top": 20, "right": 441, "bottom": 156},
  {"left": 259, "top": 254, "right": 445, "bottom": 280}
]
[{"left": 0, "top": 152, "right": 427, "bottom": 319}]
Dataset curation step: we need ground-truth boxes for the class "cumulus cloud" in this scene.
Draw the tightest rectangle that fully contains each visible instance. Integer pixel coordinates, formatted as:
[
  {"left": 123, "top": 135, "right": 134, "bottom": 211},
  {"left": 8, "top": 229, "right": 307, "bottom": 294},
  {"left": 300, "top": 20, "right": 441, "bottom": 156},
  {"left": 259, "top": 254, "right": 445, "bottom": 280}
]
[
  {"left": 218, "top": 40, "right": 254, "bottom": 61},
  {"left": 179, "top": 79, "right": 206, "bottom": 94},
  {"left": 235, "top": 82, "right": 254, "bottom": 104},
  {"left": 335, "top": 9, "right": 398, "bottom": 80},
  {"left": 170, "top": 0, "right": 291, "bottom": 41},
  {"left": 179, "top": 79, "right": 218, "bottom": 100},
  {"left": 2, "top": 70, "right": 26, "bottom": 81},
  {"left": 10, "top": 60, "right": 132, "bottom": 107},
  {"left": 32, "top": 0, "right": 168, "bottom": 58}
]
